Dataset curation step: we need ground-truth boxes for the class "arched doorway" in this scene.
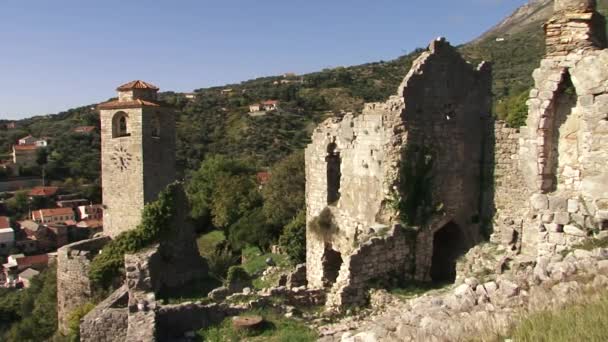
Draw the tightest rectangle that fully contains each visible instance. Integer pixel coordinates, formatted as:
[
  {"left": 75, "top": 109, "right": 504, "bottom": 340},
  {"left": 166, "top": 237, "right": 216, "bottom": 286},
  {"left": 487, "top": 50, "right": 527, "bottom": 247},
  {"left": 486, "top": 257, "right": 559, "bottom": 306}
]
[
  {"left": 430, "top": 221, "right": 467, "bottom": 283},
  {"left": 539, "top": 71, "right": 579, "bottom": 192},
  {"left": 322, "top": 245, "right": 343, "bottom": 287}
]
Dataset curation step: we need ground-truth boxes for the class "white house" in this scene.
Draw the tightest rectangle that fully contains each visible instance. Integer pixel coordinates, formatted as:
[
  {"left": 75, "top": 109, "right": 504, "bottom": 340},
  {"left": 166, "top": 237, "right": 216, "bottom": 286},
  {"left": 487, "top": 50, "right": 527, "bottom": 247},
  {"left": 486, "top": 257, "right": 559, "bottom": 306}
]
[{"left": 0, "top": 216, "right": 14, "bottom": 255}]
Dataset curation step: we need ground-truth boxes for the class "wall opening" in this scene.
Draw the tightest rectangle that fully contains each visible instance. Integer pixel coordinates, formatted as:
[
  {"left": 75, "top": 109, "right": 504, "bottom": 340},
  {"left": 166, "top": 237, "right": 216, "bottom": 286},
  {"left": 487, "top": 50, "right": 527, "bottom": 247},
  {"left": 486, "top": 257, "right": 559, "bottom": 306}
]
[
  {"left": 542, "top": 71, "right": 578, "bottom": 192},
  {"left": 326, "top": 143, "right": 341, "bottom": 204},
  {"left": 430, "top": 221, "right": 467, "bottom": 283},
  {"left": 322, "top": 245, "right": 343, "bottom": 287},
  {"left": 112, "top": 111, "right": 130, "bottom": 138}
]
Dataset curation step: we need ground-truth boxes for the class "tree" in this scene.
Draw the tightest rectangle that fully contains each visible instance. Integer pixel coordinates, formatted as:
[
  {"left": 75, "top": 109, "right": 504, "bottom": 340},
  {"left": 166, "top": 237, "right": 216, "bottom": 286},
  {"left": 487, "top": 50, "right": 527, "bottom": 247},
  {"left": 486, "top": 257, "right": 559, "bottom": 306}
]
[
  {"left": 228, "top": 207, "right": 275, "bottom": 251},
  {"left": 262, "top": 151, "right": 305, "bottom": 227},
  {"left": 211, "top": 174, "right": 261, "bottom": 229},
  {"left": 6, "top": 191, "right": 29, "bottom": 219},
  {"left": 187, "top": 156, "right": 258, "bottom": 230},
  {"left": 279, "top": 210, "right": 306, "bottom": 264}
]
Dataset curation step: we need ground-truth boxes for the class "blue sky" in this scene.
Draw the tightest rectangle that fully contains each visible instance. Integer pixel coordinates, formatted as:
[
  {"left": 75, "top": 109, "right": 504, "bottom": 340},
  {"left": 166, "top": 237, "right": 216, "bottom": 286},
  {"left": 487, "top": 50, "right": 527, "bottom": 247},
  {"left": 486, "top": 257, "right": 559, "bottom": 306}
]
[{"left": 0, "top": 0, "right": 527, "bottom": 119}]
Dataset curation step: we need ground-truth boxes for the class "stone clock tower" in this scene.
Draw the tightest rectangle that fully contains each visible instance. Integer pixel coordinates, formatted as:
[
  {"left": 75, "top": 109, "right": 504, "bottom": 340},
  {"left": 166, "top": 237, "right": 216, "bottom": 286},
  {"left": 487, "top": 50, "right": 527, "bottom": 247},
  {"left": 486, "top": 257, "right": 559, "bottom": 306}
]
[{"left": 98, "top": 80, "right": 175, "bottom": 238}]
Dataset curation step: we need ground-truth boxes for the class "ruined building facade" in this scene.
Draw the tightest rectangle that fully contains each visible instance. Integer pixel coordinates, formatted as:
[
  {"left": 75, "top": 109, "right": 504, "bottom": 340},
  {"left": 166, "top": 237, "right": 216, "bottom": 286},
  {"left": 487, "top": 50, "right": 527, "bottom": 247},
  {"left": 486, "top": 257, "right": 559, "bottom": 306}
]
[
  {"left": 305, "top": 38, "right": 493, "bottom": 308},
  {"left": 305, "top": 0, "right": 608, "bottom": 310},
  {"left": 508, "top": 0, "right": 608, "bottom": 256}
]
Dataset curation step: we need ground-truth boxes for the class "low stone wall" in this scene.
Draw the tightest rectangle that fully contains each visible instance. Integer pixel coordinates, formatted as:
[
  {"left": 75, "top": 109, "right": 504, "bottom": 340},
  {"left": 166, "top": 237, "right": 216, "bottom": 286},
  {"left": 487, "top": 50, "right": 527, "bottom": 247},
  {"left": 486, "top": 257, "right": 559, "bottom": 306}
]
[
  {"left": 57, "top": 236, "right": 111, "bottom": 333},
  {"left": 80, "top": 286, "right": 128, "bottom": 342},
  {"left": 326, "top": 226, "right": 411, "bottom": 309}
]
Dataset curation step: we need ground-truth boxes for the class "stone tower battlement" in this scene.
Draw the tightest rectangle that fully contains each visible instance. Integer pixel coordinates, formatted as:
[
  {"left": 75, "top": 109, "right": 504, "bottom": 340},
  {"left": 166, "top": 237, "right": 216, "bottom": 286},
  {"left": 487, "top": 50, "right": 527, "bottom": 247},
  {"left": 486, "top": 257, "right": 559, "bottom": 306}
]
[{"left": 98, "top": 80, "right": 176, "bottom": 238}]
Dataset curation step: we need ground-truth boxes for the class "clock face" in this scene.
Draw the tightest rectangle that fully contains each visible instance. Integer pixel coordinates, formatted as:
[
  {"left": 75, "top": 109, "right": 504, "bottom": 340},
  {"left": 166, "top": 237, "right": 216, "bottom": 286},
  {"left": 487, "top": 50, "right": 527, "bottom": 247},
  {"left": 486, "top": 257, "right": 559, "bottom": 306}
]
[{"left": 111, "top": 146, "right": 133, "bottom": 171}]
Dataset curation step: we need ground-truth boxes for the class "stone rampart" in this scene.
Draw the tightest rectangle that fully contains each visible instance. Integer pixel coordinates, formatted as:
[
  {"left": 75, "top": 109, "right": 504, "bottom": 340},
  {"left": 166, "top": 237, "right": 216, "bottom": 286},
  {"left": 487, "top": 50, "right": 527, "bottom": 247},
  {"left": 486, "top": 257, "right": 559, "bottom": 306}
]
[{"left": 57, "top": 236, "right": 111, "bottom": 333}]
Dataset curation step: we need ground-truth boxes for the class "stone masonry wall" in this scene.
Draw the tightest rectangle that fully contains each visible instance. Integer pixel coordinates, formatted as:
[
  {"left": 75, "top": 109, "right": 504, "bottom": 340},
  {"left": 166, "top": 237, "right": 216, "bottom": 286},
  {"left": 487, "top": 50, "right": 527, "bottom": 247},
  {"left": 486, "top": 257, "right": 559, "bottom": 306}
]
[
  {"left": 399, "top": 39, "right": 492, "bottom": 281},
  {"left": 80, "top": 286, "right": 128, "bottom": 342},
  {"left": 489, "top": 122, "right": 530, "bottom": 251},
  {"left": 306, "top": 38, "right": 492, "bottom": 308},
  {"left": 517, "top": 0, "right": 608, "bottom": 256},
  {"left": 325, "top": 225, "right": 411, "bottom": 309},
  {"left": 56, "top": 237, "right": 110, "bottom": 333}
]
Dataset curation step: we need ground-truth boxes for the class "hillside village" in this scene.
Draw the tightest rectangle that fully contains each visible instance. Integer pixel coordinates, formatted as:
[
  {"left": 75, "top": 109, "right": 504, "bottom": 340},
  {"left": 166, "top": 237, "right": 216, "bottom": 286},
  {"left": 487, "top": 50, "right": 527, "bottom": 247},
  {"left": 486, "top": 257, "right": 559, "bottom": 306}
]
[{"left": 1, "top": 0, "right": 608, "bottom": 341}]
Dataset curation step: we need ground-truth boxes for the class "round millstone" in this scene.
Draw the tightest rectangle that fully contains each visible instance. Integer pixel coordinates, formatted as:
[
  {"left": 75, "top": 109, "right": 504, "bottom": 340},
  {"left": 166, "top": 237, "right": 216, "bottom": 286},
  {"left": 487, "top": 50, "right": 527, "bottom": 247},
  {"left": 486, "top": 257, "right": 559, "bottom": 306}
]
[{"left": 232, "top": 315, "right": 264, "bottom": 330}]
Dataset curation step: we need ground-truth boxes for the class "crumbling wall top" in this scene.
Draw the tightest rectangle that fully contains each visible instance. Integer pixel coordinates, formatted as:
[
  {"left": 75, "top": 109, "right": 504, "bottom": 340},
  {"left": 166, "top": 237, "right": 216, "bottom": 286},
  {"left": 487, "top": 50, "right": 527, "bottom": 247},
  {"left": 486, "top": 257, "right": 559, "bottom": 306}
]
[{"left": 554, "top": 0, "right": 596, "bottom": 12}]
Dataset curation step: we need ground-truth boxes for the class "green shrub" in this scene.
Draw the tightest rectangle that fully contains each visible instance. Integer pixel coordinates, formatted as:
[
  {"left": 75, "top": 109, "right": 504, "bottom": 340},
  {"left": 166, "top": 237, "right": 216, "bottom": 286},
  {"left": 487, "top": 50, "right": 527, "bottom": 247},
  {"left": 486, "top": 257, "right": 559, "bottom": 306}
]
[
  {"left": 225, "top": 266, "right": 251, "bottom": 287},
  {"left": 279, "top": 210, "right": 306, "bottom": 264},
  {"left": 206, "top": 245, "right": 239, "bottom": 281},
  {"left": 309, "top": 207, "right": 338, "bottom": 242},
  {"left": 66, "top": 302, "right": 96, "bottom": 340},
  {"left": 89, "top": 183, "right": 180, "bottom": 289}
]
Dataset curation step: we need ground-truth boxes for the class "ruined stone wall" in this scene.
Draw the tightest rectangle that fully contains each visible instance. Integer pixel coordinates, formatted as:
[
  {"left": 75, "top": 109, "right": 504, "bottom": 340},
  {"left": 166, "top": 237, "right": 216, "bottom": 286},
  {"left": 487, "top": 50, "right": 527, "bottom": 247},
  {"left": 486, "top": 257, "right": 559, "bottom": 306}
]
[
  {"left": 489, "top": 122, "right": 530, "bottom": 250},
  {"left": 306, "top": 38, "right": 492, "bottom": 306},
  {"left": 305, "top": 97, "right": 404, "bottom": 288},
  {"left": 56, "top": 237, "right": 110, "bottom": 333},
  {"left": 401, "top": 40, "right": 492, "bottom": 281},
  {"left": 80, "top": 286, "right": 128, "bottom": 342},
  {"left": 518, "top": 0, "right": 608, "bottom": 256},
  {"left": 325, "top": 226, "right": 411, "bottom": 308},
  {"left": 545, "top": 0, "right": 606, "bottom": 57}
]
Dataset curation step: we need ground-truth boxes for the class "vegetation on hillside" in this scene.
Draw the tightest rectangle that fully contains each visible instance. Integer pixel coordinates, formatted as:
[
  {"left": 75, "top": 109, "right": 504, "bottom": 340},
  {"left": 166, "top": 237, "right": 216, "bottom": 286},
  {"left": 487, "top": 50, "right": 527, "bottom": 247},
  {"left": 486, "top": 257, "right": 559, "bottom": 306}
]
[{"left": 0, "top": 266, "right": 59, "bottom": 342}]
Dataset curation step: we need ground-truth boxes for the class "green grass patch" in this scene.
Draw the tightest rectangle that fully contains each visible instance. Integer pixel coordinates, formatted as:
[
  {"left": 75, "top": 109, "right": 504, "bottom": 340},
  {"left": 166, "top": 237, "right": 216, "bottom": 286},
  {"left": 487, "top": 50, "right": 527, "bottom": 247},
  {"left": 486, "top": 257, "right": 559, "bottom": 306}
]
[
  {"left": 197, "top": 309, "right": 316, "bottom": 342},
  {"left": 241, "top": 246, "right": 289, "bottom": 275},
  {"left": 197, "top": 230, "right": 226, "bottom": 258},
  {"left": 240, "top": 246, "right": 289, "bottom": 290},
  {"left": 560, "top": 236, "right": 608, "bottom": 257},
  {"left": 158, "top": 277, "right": 221, "bottom": 305},
  {"left": 507, "top": 291, "right": 608, "bottom": 341},
  {"left": 389, "top": 281, "right": 451, "bottom": 300}
]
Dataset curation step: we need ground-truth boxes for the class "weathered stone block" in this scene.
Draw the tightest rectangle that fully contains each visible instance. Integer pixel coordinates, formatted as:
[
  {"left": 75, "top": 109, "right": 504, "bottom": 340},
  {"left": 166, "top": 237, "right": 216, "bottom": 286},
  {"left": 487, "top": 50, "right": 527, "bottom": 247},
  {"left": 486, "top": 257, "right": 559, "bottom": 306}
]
[{"left": 564, "top": 225, "right": 587, "bottom": 236}]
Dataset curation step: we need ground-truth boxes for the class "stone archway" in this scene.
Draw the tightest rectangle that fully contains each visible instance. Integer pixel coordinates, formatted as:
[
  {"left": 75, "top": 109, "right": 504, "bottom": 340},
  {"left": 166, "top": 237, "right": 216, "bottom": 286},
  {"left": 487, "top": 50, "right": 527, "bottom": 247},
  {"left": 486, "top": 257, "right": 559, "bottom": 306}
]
[{"left": 429, "top": 221, "right": 467, "bottom": 283}]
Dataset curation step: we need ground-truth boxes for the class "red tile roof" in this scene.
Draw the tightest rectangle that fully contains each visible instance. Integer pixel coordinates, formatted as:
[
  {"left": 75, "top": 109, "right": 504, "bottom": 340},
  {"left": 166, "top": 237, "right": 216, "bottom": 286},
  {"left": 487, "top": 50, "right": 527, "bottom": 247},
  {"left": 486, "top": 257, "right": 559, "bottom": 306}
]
[
  {"left": 116, "top": 80, "right": 159, "bottom": 91},
  {"left": 0, "top": 216, "right": 9, "bottom": 229},
  {"left": 77, "top": 219, "right": 103, "bottom": 229},
  {"left": 16, "top": 254, "right": 49, "bottom": 268},
  {"left": 19, "top": 135, "right": 33, "bottom": 140},
  {"left": 97, "top": 99, "right": 162, "bottom": 110},
  {"left": 29, "top": 186, "right": 59, "bottom": 197},
  {"left": 32, "top": 208, "right": 74, "bottom": 221},
  {"left": 262, "top": 100, "right": 279, "bottom": 105},
  {"left": 256, "top": 171, "right": 271, "bottom": 184},
  {"left": 13, "top": 144, "right": 38, "bottom": 151}
]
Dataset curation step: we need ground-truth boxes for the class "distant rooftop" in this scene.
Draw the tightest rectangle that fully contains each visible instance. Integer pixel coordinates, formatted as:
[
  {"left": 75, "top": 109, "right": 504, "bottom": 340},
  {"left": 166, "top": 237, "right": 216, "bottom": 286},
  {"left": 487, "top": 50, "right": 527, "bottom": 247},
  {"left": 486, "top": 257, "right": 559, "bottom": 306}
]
[
  {"left": 116, "top": 80, "right": 159, "bottom": 91},
  {"left": 0, "top": 216, "right": 9, "bottom": 229}
]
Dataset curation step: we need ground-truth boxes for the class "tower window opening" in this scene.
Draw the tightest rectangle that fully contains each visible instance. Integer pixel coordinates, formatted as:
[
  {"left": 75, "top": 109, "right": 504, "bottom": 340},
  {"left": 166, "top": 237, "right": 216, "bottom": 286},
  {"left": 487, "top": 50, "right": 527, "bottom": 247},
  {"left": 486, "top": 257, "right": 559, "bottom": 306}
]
[
  {"left": 112, "top": 112, "right": 130, "bottom": 138},
  {"left": 326, "top": 142, "right": 341, "bottom": 204}
]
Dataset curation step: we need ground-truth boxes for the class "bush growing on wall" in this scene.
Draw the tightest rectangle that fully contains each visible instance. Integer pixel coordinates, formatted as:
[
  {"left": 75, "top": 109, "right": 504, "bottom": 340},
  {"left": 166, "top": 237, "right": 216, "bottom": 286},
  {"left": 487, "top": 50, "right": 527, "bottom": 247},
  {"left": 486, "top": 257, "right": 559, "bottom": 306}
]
[{"left": 89, "top": 183, "right": 179, "bottom": 289}]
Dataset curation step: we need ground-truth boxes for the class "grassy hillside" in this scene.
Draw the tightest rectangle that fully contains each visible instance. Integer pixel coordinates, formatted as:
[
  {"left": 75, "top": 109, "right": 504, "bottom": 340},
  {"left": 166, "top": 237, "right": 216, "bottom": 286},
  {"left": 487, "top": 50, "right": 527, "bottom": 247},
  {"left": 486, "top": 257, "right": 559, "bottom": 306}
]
[{"left": 2, "top": 1, "right": 608, "bottom": 183}]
